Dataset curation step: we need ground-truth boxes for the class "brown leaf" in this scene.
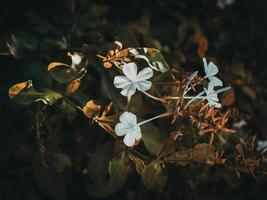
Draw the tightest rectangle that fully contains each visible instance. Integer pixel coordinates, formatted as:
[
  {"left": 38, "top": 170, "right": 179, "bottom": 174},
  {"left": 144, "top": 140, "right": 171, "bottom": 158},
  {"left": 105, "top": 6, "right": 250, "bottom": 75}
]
[
  {"left": 157, "top": 137, "right": 177, "bottom": 159},
  {"left": 128, "top": 153, "right": 145, "bottom": 175},
  {"left": 197, "top": 35, "right": 208, "bottom": 58},
  {"left": 190, "top": 143, "right": 216, "bottom": 166},
  {"left": 241, "top": 86, "right": 257, "bottom": 101},
  {"left": 221, "top": 88, "right": 235, "bottom": 106},
  {"left": 47, "top": 62, "right": 69, "bottom": 71},
  {"left": 83, "top": 100, "right": 101, "bottom": 118},
  {"left": 66, "top": 78, "right": 81, "bottom": 94},
  {"left": 164, "top": 150, "right": 191, "bottom": 166}
]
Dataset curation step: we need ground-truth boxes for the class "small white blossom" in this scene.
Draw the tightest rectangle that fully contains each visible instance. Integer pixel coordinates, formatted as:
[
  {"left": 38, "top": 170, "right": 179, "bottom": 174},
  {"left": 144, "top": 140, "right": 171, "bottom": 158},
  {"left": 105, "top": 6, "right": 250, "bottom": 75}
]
[
  {"left": 233, "top": 119, "right": 247, "bottom": 129},
  {"left": 114, "top": 62, "right": 153, "bottom": 97},
  {"left": 203, "top": 57, "right": 223, "bottom": 87},
  {"left": 204, "top": 84, "right": 221, "bottom": 108},
  {"left": 217, "top": 0, "right": 236, "bottom": 9},
  {"left": 257, "top": 140, "right": 267, "bottom": 153},
  {"left": 68, "top": 52, "right": 83, "bottom": 66},
  {"left": 115, "top": 112, "right": 142, "bottom": 147}
]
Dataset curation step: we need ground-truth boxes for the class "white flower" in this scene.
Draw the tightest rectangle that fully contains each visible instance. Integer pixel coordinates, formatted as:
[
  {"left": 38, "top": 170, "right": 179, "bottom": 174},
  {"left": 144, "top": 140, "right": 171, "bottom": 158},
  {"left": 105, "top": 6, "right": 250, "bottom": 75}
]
[
  {"left": 204, "top": 84, "right": 221, "bottom": 108},
  {"left": 257, "top": 140, "right": 267, "bottom": 153},
  {"left": 233, "top": 119, "right": 247, "bottom": 129},
  {"left": 115, "top": 112, "right": 142, "bottom": 147},
  {"left": 68, "top": 52, "right": 83, "bottom": 66},
  {"left": 203, "top": 57, "right": 223, "bottom": 87},
  {"left": 217, "top": 0, "right": 236, "bottom": 9},
  {"left": 114, "top": 62, "right": 153, "bottom": 97}
]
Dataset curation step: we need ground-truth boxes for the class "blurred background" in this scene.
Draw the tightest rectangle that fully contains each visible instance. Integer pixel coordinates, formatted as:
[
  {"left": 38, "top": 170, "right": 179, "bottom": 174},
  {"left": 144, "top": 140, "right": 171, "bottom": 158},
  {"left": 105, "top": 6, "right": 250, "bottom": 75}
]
[{"left": 0, "top": 0, "right": 267, "bottom": 199}]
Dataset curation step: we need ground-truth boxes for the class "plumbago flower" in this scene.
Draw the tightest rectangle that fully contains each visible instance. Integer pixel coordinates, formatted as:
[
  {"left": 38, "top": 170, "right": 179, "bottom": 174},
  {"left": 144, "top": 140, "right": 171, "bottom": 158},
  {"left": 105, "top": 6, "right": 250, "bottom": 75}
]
[
  {"left": 115, "top": 111, "right": 168, "bottom": 147},
  {"left": 204, "top": 84, "right": 221, "bottom": 108},
  {"left": 114, "top": 62, "right": 153, "bottom": 97},
  {"left": 115, "top": 112, "right": 141, "bottom": 147},
  {"left": 203, "top": 57, "right": 223, "bottom": 87}
]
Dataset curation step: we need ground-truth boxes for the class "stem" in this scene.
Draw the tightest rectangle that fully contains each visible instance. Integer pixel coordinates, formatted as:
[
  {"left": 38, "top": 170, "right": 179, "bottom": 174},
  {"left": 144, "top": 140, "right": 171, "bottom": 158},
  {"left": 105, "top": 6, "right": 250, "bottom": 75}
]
[
  {"left": 165, "top": 96, "right": 203, "bottom": 100},
  {"left": 142, "top": 91, "right": 167, "bottom": 103},
  {"left": 64, "top": 98, "right": 83, "bottom": 112},
  {"left": 182, "top": 71, "right": 198, "bottom": 98},
  {"left": 137, "top": 112, "right": 172, "bottom": 126},
  {"left": 184, "top": 91, "right": 205, "bottom": 109}
]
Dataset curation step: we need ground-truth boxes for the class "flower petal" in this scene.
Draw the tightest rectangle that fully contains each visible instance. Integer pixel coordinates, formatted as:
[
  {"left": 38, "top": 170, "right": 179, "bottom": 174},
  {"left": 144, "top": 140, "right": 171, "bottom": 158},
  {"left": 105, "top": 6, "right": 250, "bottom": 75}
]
[
  {"left": 123, "top": 133, "right": 136, "bottom": 147},
  {"left": 120, "top": 84, "right": 136, "bottom": 97},
  {"left": 136, "top": 80, "right": 152, "bottom": 92},
  {"left": 133, "top": 125, "right": 142, "bottom": 140},
  {"left": 205, "top": 62, "right": 219, "bottom": 77},
  {"left": 114, "top": 76, "right": 131, "bottom": 88},
  {"left": 70, "top": 53, "right": 82, "bottom": 65},
  {"left": 122, "top": 63, "right": 138, "bottom": 81},
  {"left": 136, "top": 67, "right": 153, "bottom": 81},
  {"left": 208, "top": 76, "right": 223, "bottom": 87},
  {"left": 203, "top": 57, "right": 208, "bottom": 75},
  {"left": 208, "top": 101, "right": 221, "bottom": 108},
  {"left": 115, "top": 122, "right": 129, "bottom": 136},
  {"left": 119, "top": 112, "right": 137, "bottom": 125}
]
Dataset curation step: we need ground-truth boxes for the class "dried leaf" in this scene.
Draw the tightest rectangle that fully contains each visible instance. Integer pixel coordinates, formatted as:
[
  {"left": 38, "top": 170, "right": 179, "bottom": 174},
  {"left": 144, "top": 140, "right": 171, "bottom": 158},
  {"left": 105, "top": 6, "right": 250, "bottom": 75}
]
[
  {"left": 83, "top": 100, "right": 101, "bottom": 118},
  {"left": 128, "top": 153, "right": 145, "bottom": 175},
  {"left": 48, "top": 62, "right": 69, "bottom": 71},
  {"left": 8, "top": 81, "right": 29, "bottom": 99},
  {"left": 165, "top": 149, "right": 191, "bottom": 166},
  {"left": 66, "top": 78, "right": 81, "bottom": 94},
  {"left": 191, "top": 143, "right": 216, "bottom": 166},
  {"left": 197, "top": 35, "right": 208, "bottom": 58},
  {"left": 157, "top": 137, "right": 177, "bottom": 159},
  {"left": 221, "top": 88, "right": 235, "bottom": 106}
]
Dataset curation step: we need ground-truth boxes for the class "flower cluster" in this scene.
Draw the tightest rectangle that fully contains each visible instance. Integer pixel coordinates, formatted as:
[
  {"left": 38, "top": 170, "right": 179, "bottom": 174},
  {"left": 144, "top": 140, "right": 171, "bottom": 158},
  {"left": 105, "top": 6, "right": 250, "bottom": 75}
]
[{"left": 112, "top": 56, "right": 230, "bottom": 146}]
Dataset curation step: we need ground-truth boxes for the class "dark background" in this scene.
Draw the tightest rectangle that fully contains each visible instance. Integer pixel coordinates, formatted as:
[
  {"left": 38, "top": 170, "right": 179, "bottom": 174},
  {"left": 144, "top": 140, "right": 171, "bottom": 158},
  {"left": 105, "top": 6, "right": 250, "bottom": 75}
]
[{"left": 0, "top": 0, "right": 267, "bottom": 199}]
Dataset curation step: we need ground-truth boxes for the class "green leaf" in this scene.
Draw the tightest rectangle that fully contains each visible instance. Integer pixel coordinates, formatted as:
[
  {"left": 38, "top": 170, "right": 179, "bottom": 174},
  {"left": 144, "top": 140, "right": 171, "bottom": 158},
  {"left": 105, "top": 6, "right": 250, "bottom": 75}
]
[
  {"left": 48, "top": 52, "right": 88, "bottom": 83},
  {"left": 164, "top": 149, "right": 191, "bottom": 166},
  {"left": 87, "top": 141, "right": 114, "bottom": 182},
  {"left": 141, "top": 121, "right": 166, "bottom": 156},
  {"left": 157, "top": 137, "right": 177, "bottom": 158},
  {"left": 33, "top": 164, "right": 67, "bottom": 199},
  {"left": 9, "top": 81, "right": 62, "bottom": 105},
  {"left": 101, "top": 73, "right": 125, "bottom": 112},
  {"left": 86, "top": 152, "right": 129, "bottom": 198},
  {"left": 45, "top": 152, "right": 72, "bottom": 169},
  {"left": 27, "top": 61, "right": 53, "bottom": 88},
  {"left": 56, "top": 99, "right": 77, "bottom": 120},
  {"left": 141, "top": 161, "right": 167, "bottom": 191},
  {"left": 129, "top": 48, "right": 170, "bottom": 73},
  {"left": 127, "top": 93, "right": 143, "bottom": 113},
  {"left": 48, "top": 64, "right": 87, "bottom": 84}
]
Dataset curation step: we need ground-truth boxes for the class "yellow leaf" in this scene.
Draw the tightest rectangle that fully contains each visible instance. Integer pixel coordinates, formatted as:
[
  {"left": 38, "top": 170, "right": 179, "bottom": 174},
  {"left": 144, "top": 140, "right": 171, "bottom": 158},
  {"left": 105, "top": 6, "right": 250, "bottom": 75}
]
[
  {"left": 83, "top": 100, "right": 101, "bottom": 118},
  {"left": 66, "top": 78, "right": 81, "bottom": 94},
  {"left": 8, "top": 81, "right": 31, "bottom": 99},
  {"left": 103, "top": 62, "right": 113, "bottom": 68},
  {"left": 48, "top": 62, "right": 69, "bottom": 71}
]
